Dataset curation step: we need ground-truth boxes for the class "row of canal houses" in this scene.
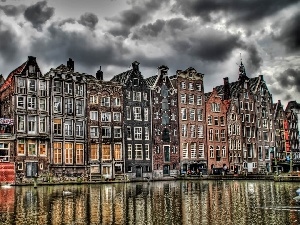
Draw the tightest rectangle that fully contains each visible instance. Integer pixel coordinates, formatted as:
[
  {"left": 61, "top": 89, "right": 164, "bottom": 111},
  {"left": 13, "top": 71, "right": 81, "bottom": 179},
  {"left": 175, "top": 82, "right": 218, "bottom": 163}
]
[{"left": 0, "top": 56, "right": 299, "bottom": 182}]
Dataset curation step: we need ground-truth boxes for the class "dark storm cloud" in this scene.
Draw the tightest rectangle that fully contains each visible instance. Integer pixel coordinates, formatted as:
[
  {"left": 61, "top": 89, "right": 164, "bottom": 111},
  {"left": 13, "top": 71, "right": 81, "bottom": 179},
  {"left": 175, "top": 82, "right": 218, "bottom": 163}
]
[
  {"left": 244, "top": 44, "right": 263, "bottom": 75},
  {"left": 106, "top": 0, "right": 169, "bottom": 37},
  {"left": 0, "top": 21, "right": 19, "bottom": 66},
  {"left": 171, "top": 29, "right": 242, "bottom": 62},
  {"left": 0, "top": 5, "right": 26, "bottom": 16},
  {"left": 24, "top": 1, "right": 54, "bottom": 30},
  {"left": 29, "top": 23, "right": 131, "bottom": 74},
  {"left": 275, "top": 12, "right": 300, "bottom": 52},
  {"left": 277, "top": 68, "right": 300, "bottom": 92},
  {"left": 173, "top": 0, "right": 300, "bottom": 24},
  {"left": 78, "top": 12, "right": 98, "bottom": 30}
]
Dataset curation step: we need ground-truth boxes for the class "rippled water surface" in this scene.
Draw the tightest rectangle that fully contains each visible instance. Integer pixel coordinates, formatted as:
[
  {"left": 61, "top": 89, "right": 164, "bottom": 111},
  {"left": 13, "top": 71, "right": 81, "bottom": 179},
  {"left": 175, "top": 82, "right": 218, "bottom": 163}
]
[{"left": 1, "top": 180, "right": 300, "bottom": 225}]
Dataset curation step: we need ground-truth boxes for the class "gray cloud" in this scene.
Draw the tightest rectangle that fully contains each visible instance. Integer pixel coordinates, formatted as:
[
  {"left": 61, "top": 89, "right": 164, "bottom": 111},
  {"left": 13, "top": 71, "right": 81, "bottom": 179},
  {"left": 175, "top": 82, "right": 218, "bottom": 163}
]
[
  {"left": 0, "top": 21, "right": 19, "bottom": 64},
  {"left": 244, "top": 44, "right": 263, "bottom": 75},
  {"left": 274, "top": 12, "right": 300, "bottom": 53},
  {"left": 277, "top": 68, "right": 300, "bottom": 92},
  {"left": 78, "top": 12, "right": 98, "bottom": 30},
  {"left": 24, "top": 1, "right": 54, "bottom": 30},
  {"left": 173, "top": 0, "right": 300, "bottom": 25},
  {"left": 106, "top": 0, "right": 169, "bottom": 37},
  {"left": 0, "top": 4, "right": 26, "bottom": 16}
]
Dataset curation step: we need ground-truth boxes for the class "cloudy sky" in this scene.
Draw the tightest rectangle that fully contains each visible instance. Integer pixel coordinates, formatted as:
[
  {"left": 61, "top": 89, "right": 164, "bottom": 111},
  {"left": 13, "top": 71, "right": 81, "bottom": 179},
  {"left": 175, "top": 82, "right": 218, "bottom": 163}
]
[{"left": 0, "top": 0, "right": 299, "bottom": 105}]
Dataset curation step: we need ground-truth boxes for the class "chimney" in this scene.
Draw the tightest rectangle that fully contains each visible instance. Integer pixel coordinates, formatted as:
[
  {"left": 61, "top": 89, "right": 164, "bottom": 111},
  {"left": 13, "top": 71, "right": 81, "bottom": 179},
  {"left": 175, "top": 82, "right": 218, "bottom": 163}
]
[
  {"left": 67, "top": 58, "right": 74, "bottom": 71},
  {"left": 96, "top": 66, "right": 103, "bottom": 80},
  {"left": 223, "top": 77, "right": 230, "bottom": 100},
  {"left": 132, "top": 61, "right": 140, "bottom": 71}
]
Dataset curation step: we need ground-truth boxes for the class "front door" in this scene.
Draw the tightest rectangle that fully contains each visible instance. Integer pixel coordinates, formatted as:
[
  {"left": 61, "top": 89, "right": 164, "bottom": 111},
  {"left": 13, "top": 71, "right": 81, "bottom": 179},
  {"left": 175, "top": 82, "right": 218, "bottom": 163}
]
[
  {"left": 26, "top": 162, "right": 38, "bottom": 178},
  {"left": 163, "top": 165, "right": 170, "bottom": 176},
  {"left": 136, "top": 166, "right": 142, "bottom": 178}
]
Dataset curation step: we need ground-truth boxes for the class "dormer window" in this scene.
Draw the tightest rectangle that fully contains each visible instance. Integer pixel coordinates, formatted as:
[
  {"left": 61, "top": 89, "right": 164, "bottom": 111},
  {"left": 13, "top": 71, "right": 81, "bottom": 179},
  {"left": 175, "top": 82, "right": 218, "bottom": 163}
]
[
  {"left": 133, "top": 78, "right": 139, "bottom": 86},
  {"left": 29, "top": 65, "right": 35, "bottom": 74}
]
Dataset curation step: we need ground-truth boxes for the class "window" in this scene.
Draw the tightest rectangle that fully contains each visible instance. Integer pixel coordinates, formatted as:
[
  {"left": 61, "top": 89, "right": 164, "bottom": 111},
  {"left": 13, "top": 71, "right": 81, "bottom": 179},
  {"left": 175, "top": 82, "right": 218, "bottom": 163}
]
[
  {"left": 190, "top": 125, "right": 196, "bottom": 138},
  {"left": 263, "top": 132, "right": 268, "bottom": 141},
  {"left": 53, "top": 142, "right": 62, "bottom": 164},
  {"left": 189, "top": 82, "right": 194, "bottom": 90},
  {"left": 54, "top": 118, "right": 62, "bottom": 135},
  {"left": 197, "top": 109, "right": 203, "bottom": 121},
  {"left": 17, "top": 78, "right": 26, "bottom": 94},
  {"left": 221, "top": 129, "right": 226, "bottom": 142},
  {"left": 215, "top": 129, "right": 220, "bottom": 141},
  {"left": 245, "top": 114, "right": 250, "bottom": 123},
  {"left": 76, "top": 143, "right": 84, "bottom": 164},
  {"left": 258, "top": 147, "right": 263, "bottom": 160},
  {"left": 102, "top": 144, "right": 111, "bottom": 160},
  {"left": 90, "top": 95, "right": 98, "bottom": 104},
  {"left": 126, "top": 106, "right": 131, "bottom": 120},
  {"left": 39, "top": 98, "right": 46, "bottom": 111},
  {"left": 39, "top": 117, "right": 46, "bottom": 133},
  {"left": 211, "top": 103, "right": 220, "bottom": 112},
  {"left": 27, "top": 140, "right": 36, "bottom": 156},
  {"left": 101, "top": 97, "right": 110, "bottom": 106},
  {"left": 198, "top": 125, "right": 204, "bottom": 138},
  {"left": 113, "top": 112, "right": 121, "bottom": 121},
  {"left": 216, "top": 146, "right": 220, "bottom": 160},
  {"left": 196, "top": 83, "right": 201, "bottom": 91},
  {"left": 17, "top": 139, "right": 25, "bottom": 155},
  {"left": 39, "top": 81, "right": 47, "bottom": 97},
  {"left": 90, "top": 111, "right": 98, "bottom": 121},
  {"left": 54, "top": 97, "right": 62, "bottom": 113},
  {"left": 133, "top": 107, "right": 141, "bottom": 120},
  {"left": 133, "top": 78, "right": 139, "bottom": 86},
  {"left": 190, "top": 109, "right": 195, "bottom": 120},
  {"left": 76, "top": 121, "right": 84, "bottom": 136},
  {"left": 135, "top": 144, "right": 143, "bottom": 160},
  {"left": 191, "top": 143, "right": 196, "bottom": 158},
  {"left": 181, "top": 124, "right": 187, "bottom": 137},
  {"left": 214, "top": 116, "right": 219, "bottom": 126},
  {"left": 162, "top": 99, "right": 169, "bottom": 110},
  {"left": 18, "top": 115, "right": 25, "bottom": 131},
  {"left": 128, "top": 144, "right": 132, "bottom": 159},
  {"left": 126, "top": 91, "right": 131, "bottom": 99},
  {"left": 28, "top": 116, "right": 36, "bottom": 134},
  {"left": 199, "top": 143, "right": 204, "bottom": 158},
  {"left": 182, "top": 143, "right": 188, "bottom": 158},
  {"left": 65, "top": 98, "right": 73, "bottom": 114},
  {"left": 76, "top": 84, "right": 84, "bottom": 96},
  {"left": 220, "top": 116, "right": 225, "bottom": 126},
  {"left": 133, "top": 91, "right": 141, "bottom": 101},
  {"left": 263, "top": 119, "right": 268, "bottom": 128},
  {"left": 210, "top": 146, "right": 214, "bottom": 158},
  {"left": 65, "top": 83, "right": 73, "bottom": 94},
  {"left": 28, "top": 79, "right": 36, "bottom": 92},
  {"left": 76, "top": 100, "right": 83, "bottom": 115},
  {"left": 114, "top": 127, "right": 122, "bottom": 138},
  {"left": 180, "top": 94, "right": 186, "bottom": 104},
  {"left": 113, "top": 97, "right": 121, "bottom": 106},
  {"left": 65, "top": 120, "right": 73, "bottom": 136},
  {"left": 90, "top": 127, "right": 99, "bottom": 138},
  {"left": 134, "top": 127, "right": 142, "bottom": 140},
  {"left": 145, "top": 127, "right": 149, "bottom": 140},
  {"left": 181, "top": 108, "right": 187, "bottom": 120},
  {"left": 145, "top": 145, "right": 150, "bottom": 160},
  {"left": 127, "top": 126, "right": 132, "bottom": 139},
  {"left": 28, "top": 97, "right": 36, "bottom": 109},
  {"left": 17, "top": 96, "right": 25, "bottom": 108},
  {"left": 54, "top": 80, "right": 62, "bottom": 93},
  {"left": 114, "top": 143, "right": 122, "bottom": 160},
  {"left": 102, "top": 127, "right": 111, "bottom": 138},
  {"left": 39, "top": 140, "right": 46, "bottom": 156},
  {"left": 91, "top": 144, "right": 99, "bottom": 160},
  {"left": 162, "top": 113, "right": 169, "bottom": 125},
  {"left": 189, "top": 95, "right": 194, "bottom": 104},
  {"left": 208, "top": 116, "right": 212, "bottom": 125},
  {"left": 197, "top": 95, "right": 202, "bottom": 105},
  {"left": 101, "top": 112, "right": 111, "bottom": 122},
  {"left": 143, "top": 93, "right": 148, "bottom": 101},
  {"left": 144, "top": 108, "right": 149, "bottom": 121},
  {"left": 65, "top": 143, "right": 73, "bottom": 164},
  {"left": 209, "top": 129, "right": 213, "bottom": 141},
  {"left": 181, "top": 81, "right": 186, "bottom": 89}
]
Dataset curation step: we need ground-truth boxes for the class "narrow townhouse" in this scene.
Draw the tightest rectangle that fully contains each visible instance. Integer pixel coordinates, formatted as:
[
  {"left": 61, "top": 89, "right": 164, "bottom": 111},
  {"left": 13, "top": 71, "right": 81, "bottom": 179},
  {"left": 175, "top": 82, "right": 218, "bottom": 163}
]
[
  {"left": 111, "top": 61, "right": 152, "bottom": 180},
  {"left": 86, "top": 68, "right": 124, "bottom": 180},
  {"left": 171, "top": 67, "right": 206, "bottom": 175},
  {"left": 146, "top": 65, "right": 180, "bottom": 178}
]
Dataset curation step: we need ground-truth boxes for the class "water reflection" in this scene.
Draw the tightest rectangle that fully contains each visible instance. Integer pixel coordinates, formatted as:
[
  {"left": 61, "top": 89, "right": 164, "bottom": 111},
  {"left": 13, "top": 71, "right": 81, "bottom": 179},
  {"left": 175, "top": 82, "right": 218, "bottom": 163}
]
[{"left": 1, "top": 181, "right": 300, "bottom": 224}]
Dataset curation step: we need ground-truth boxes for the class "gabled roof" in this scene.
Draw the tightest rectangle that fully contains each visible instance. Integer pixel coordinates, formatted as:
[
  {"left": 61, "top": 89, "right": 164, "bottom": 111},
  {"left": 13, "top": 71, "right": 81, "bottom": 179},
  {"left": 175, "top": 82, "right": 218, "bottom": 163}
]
[
  {"left": 0, "top": 61, "right": 27, "bottom": 92},
  {"left": 145, "top": 75, "right": 157, "bottom": 87},
  {"left": 110, "top": 69, "right": 133, "bottom": 85}
]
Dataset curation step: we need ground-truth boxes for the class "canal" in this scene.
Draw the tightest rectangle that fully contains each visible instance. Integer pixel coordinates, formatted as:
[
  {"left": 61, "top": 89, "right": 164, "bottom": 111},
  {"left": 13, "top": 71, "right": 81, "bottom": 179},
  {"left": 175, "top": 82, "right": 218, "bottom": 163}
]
[{"left": 0, "top": 180, "right": 300, "bottom": 225}]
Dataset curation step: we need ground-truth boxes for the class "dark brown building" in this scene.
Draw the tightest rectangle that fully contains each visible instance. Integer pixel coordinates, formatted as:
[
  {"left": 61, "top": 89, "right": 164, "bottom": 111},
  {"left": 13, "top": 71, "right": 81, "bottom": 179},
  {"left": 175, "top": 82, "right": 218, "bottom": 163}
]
[{"left": 146, "top": 65, "right": 180, "bottom": 178}]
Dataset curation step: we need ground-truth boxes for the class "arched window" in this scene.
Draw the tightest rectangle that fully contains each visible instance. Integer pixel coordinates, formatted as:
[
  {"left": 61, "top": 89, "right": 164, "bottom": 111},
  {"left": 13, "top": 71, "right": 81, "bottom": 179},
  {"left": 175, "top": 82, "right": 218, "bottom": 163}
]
[
  {"left": 161, "top": 84, "right": 168, "bottom": 97},
  {"left": 162, "top": 128, "right": 170, "bottom": 142},
  {"left": 162, "top": 99, "right": 169, "bottom": 110},
  {"left": 162, "top": 113, "right": 169, "bottom": 125}
]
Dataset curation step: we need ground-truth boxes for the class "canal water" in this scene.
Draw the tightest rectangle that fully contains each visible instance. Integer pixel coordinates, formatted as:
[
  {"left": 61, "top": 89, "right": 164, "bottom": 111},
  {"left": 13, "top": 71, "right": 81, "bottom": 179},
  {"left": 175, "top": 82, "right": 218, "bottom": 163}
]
[{"left": 1, "top": 180, "right": 300, "bottom": 225}]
